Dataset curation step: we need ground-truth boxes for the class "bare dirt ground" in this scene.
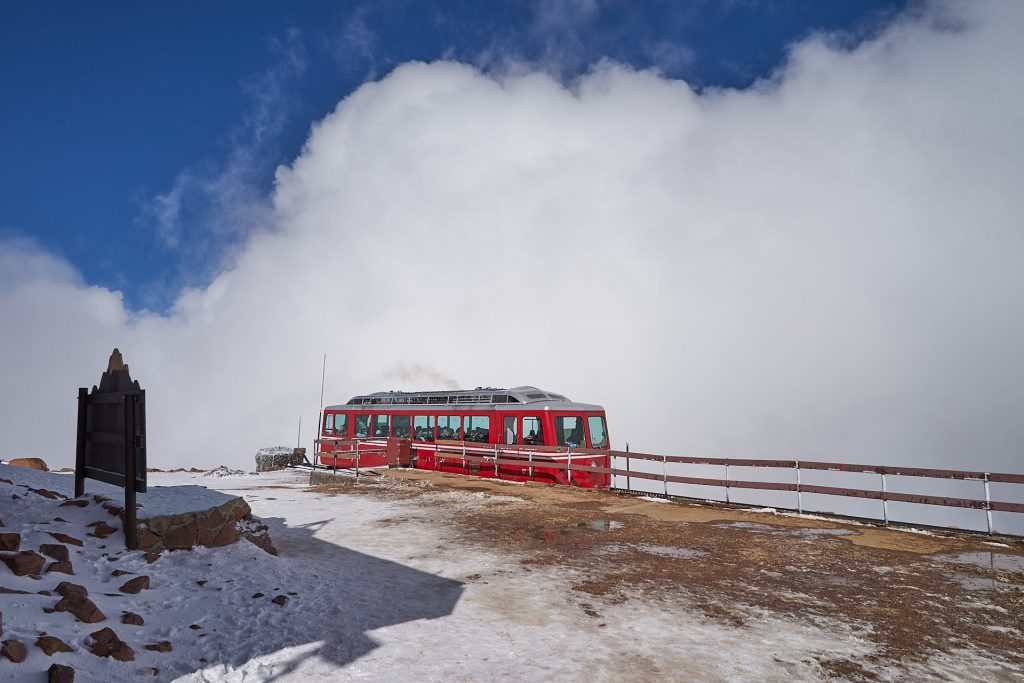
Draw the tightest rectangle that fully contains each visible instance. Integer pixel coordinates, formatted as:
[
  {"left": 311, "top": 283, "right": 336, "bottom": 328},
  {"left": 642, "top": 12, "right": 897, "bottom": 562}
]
[{"left": 311, "top": 468, "right": 1024, "bottom": 681}]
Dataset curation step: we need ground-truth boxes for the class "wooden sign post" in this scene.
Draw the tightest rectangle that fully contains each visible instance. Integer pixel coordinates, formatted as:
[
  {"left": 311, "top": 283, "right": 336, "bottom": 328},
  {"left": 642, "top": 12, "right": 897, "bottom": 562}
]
[{"left": 74, "top": 349, "right": 147, "bottom": 549}]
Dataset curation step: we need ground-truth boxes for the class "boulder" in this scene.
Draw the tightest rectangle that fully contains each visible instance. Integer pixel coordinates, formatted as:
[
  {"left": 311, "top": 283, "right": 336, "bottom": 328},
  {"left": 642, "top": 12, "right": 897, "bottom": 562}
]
[
  {"left": 47, "top": 533, "right": 83, "bottom": 547},
  {"left": 55, "top": 581, "right": 88, "bottom": 597},
  {"left": 48, "top": 663, "right": 75, "bottom": 683},
  {"left": 119, "top": 576, "right": 150, "bottom": 594},
  {"left": 87, "top": 627, "right": 134, "bottom": 661},
  {"left": 7, "top": 457, "right": 48, "bottom": 471},
  {"left": 2, "top": 638, "right": 27, "bottom": 662},
  {"left": 121, "top": 611, "right": 144, "bottom": 626},
  {"left": 46, "top": 560, "right": 74, "bottom": 575},
  {"left": 255, "top": 446, "right": 304, "bottom": 472},
  {"left": 54, "top": 593, "right": 105, "bottom": 623},
  {"left": 40, "top": 544, "right": 70, "bottom": 562},
  {"left": 144, "top": 641, "right": 172, "bottom": 653},
  {"left": 0, "top": 550, "right": 44, "bottom": 576},
  {"left": 0, "top": 532, "right": 20, "bottom": 551},
  {"left": 37, "top": 634, "right": 73, "bottom": 656}
]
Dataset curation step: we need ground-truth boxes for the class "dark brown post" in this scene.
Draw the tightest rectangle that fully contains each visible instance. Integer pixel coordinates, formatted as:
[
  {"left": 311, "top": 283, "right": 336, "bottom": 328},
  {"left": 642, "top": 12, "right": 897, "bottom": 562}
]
[
  {"left": 123, "top": 394, "right": 138, "bottom": 550},
  {"left": 75, "top": 387, "right": 88, "bottom": 498}
]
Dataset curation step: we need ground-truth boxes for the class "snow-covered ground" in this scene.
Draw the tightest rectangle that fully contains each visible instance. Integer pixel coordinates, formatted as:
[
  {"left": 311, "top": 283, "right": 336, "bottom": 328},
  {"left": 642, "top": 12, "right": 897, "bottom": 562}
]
[{"left": 2, "top": 465, "right": 1021, "bottom": 681}]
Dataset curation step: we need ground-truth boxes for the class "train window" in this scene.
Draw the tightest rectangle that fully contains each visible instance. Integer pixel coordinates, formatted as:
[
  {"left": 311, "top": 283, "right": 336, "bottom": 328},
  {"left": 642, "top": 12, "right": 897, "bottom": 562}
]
[
  {"left": 503, "top": 416, "right": 518, "bottom": 445},
  {"left": 587, "top": 416, "right": 608, "bottom": 449},
  {"left": 413, "top": 415, "right": 435, "bottom": 442},
  {"left": 522, "top": 416, "right": 544, "bottom": 445},
  {"left": 335, "top": 414, "right": 348, "bottom": 436},
  {"left": 355, "top": 414, "right": 370, "bottom": 438},
  {"left": 438, "top": 415, "right": 460, "bottom": 440},
  {"left": 373, "top": 414, "right": 390, "bottom": 437},
  {"left": 393, "top": 414, "right": 411, "bottom": 439},
  {"left": 463, "top": 415, "right": 490, "bottom": 443},
  {"left": 556, "top": 416, "right": 586, "bottom": 447},
  {"left": 323, "top": 413, "right": 334, "bottom": 435}
]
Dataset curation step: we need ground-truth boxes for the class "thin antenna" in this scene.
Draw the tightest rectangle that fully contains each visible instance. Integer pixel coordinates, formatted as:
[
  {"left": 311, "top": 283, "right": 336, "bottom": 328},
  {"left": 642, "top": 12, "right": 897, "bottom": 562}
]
[
  {"left": 317, "top": 353, "right": 327, "bottom": 452},
  {"left": 297, "top": 415, "right": 302, "bottom": 448}
]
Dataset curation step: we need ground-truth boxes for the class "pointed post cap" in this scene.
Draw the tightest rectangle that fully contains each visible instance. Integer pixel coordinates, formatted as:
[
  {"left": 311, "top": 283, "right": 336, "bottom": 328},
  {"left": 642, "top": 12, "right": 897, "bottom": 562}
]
[{"left": 107, "top": 348, "right": 125, "bottom": 373}]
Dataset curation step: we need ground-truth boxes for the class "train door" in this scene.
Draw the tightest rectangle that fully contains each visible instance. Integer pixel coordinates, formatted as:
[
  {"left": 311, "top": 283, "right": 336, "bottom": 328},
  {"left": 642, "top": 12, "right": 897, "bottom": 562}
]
[{"left": 502, "top": 415, "right": 518, "bottom": 445}]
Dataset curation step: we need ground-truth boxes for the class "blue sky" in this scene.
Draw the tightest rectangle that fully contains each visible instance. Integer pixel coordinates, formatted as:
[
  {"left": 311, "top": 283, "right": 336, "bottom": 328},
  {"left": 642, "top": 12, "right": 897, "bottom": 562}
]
[{"left": 2, "top": 0, "right": 906, "bottom": 310}]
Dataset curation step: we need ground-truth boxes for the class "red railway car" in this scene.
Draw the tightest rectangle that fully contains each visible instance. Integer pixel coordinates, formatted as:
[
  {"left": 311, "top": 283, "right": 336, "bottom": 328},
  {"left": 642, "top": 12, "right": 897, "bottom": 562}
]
[{"left": 317, "top": 386, "right": 611, "bottom": 488}]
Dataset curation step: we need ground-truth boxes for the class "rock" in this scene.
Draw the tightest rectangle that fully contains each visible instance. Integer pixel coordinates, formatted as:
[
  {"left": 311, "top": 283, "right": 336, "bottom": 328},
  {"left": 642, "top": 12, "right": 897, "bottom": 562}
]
[
  {"left": 59, "top": 500, "right": 89, "bottom": 508},
  {"left": 121, "top": 611, "right": 144, "bottom": 625},
  {"left": 40, "top": 544, "right": 70, "bottom": 562},
  {"left": 112, "top": 569, "right": 133, "bottom": 577},
  {"left": 162, "top": 522, "right": 197, "bottom": 549},
  {"left": 271, "top": 594, "right": 289, "bottom": 606},
  {"left": 87, "top": 627, "right": 134, "bottom": 661},
  {"left": 37, "top": 634, "right": 73, "bottom": 655},
  {"left": 137, "top": 530, "right": 160, "bottom": 550},
  {"left": 0, "top": 550, "right": 45, "bottom": 576},
  {"left": 0, "top": 532, "right": 21, "bottom": 551},
  {"left": 255, "top": 446, "right": 303, "bottom": 472},
  {"left": 47, "top": 533, "right": 83, "bottom": 547},
  {"left": 213, "top": 522, "right": 240, "bottom": 546},
  {"left": 188, "top": 624, "right": 201, "bottom": 630},
  {"left": 55, "top": 581, "right": 88, "bottom": 597},
  {"left": 119, "top": 575, "right": 150, "bottom": 594},
  {"left": 8, "top": 457, "right": 48, "bottom": 471},
  {"left": 144, "top": 552, "right": 159, "bottom": 564},
  {"left": 2, "top": 638, "right": 27, "bottom": 662},
  {"left": 252, "top": 592, "right": 264, "bottom": 598},
  {"left": 144, "top": 641, "right": 172, "bottom": 653},
  {"left": 46, "top": 560, "right": 74, "bottom": 575},
  {"left": 29, "top": 487, "right": 64, "bottom": 500},
  {"left": 55, "top": 593, "right": 105, "bottom": 623},
  {"left": 87, "top": 522, "right": 119, "bottom": 539},
  {"left": 48, "top": 663, "right": 75, "bottom": 683}
]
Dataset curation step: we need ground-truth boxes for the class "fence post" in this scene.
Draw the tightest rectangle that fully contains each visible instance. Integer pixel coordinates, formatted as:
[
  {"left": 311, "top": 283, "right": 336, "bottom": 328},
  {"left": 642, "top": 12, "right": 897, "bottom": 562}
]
[
  {"left": 984, "top": 473, "right": 993, "bottom": 535},
  {"left": 494, "top": 443, "right": 499, "bottom": 480},
  {"left": 795, "top": 460, "right": 802, "bottom": 514},
  {"left": 625, "top": 452, "right": 631, "bottom": 492},
  {"left": 880, "top": 470, "right": 888, "bottom": 525},
  {"left": 75, "top": 387, "right": 88, "bottom": 498},
  {"left": 355, "top": 440, "right": 360, "bottom": 480},
  {"left": 528, "top": 447, "right": 534, "bottom": 481},
  {"left": 462, "top": 442, "right": 466, "bottom": 477},
  {"left": 663, "top": 453, "right": 668, "bottom": 497},
  {"left": 567, "top": 449, "right": 573, "bottom": 487},
  {"left": 724, "top": 463, "right": 730, "bottom": 504}
]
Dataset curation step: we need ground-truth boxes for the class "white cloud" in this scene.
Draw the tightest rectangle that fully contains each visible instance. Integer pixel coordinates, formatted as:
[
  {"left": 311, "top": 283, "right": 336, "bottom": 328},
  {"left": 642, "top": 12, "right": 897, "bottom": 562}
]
[{"left": 2, "top": 0, "right": 1022, "bottom": 474}]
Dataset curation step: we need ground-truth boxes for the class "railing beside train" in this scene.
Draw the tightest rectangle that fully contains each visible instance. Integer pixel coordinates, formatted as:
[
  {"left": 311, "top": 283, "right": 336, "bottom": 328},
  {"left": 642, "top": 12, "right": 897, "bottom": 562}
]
[{"left": 311, "top": 437, "right": 1024, "bottom": 536}]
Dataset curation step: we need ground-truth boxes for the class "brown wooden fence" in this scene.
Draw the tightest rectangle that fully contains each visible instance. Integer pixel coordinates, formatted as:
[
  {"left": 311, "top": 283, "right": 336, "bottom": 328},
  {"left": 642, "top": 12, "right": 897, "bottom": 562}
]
[{"left": 313, "top": 438, "right": 1024, "bottom": 536}]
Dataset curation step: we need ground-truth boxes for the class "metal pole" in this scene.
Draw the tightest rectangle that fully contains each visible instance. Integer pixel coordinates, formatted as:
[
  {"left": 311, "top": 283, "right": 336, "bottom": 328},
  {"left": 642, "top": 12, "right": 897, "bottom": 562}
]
[
  {"left": 75, "top": 387, "right": 88, "bottom": 498},
  {"left": 123, "top": 394, "right": 138, "bottom": 550},
  {"left": 528, "top": 447, "right": 534, "bottom": 481},
  {"left": 625, "top": 452, "right": 631, "bottom": 492},
  {"left": 567, "top": 449, "right": 572, "bottom": 487},
  {"left": 984, "top": 473, "right": 993, "bottom": 535},
  {"left": 355, "top": 440, "right": 360, "bottom": 480},
  {"left": 462, "top": 442, "right": 467, "bottom": 477},
  {"left": 725, "top": 463, "right": 730, "bottom": 504},
  {"left": 296, "top": 415, "right": 302, "bottom": 449},
  {"left": 881, "top": 471, "right": 888, "bottom": 525},
  {"left": 494, "top": 443, "right": 499, "bottom": 480},
  {"left": 663, "top": 453, "right": 668, "bottom": 497},
  {"left": 795, "top": 460, "right": 802, "bottom": 514}
]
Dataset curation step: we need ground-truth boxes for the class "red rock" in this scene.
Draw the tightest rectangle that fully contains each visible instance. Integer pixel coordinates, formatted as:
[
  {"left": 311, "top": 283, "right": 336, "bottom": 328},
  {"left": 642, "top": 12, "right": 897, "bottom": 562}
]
[
  {"left": 46, "top": 560, "right": 74, "bottom": 575},
  {"left": 36, "top": 634, "right": 73, "bottom": 655},
  {"left": 0, "top": 532, "right": 20, "bottom": 551},
  {"left": 55, "top": 581, "right": 88, "bottom": 597},
  {"left": 55, "top": 593, "right": 105, "bottom": 623},
  {"left": 144, "top": 552, "right": 159, "bottom": 563},
  {"left": 48, "top": 663, "right": 75, "bottom": 683},
  {"left": 213, "top": 522, "right": 240, "bottom": 546},
  {"left": 2, "top": 638, "right": 27, "bottom": 662},
  {"left": 119, "top": 575, "right": 150, "bottom": 594},
  {"left": 121, "top": 611, "right": 144, "bottom": 625},
  {"left": 137, "top": 530, "right": 159, "bottom": 550},
  {"left": 144, "top": 641, "right": 172, "bottom": 652},
  {"left": 87, "top": 522, "right": 119, "bottom": 539},
  {"left": 112, "top": 569, "right": 133, "bottom": 577},
  {"left": 47, "top": 533, "right": 83, "bottom": 547},
  {"left": 29, "top": 487, "right": 64, "bottom": 500},
  {"left": 271, "top": 594, "right": 289, "bottom": 606},
  {"left": 162, "top": 523, "right": 196, "bottom": 549},
  {"left": 40, "top": 544, "right": 70, "bottom": 562},
  {"left": 59, "top": 500, "right": 89, "bottom": 508},
  {"left": 8, "top": 457, "right": 48, "bottom": 471},
  {"left": 0, "top": 550, "right": 45, "bottom": 576},
  {"left": 88, "top": 627, "right": 134, "bottom": 661},
  {"left": 197, "top": 508, "right": 224, "bottom": 530}
]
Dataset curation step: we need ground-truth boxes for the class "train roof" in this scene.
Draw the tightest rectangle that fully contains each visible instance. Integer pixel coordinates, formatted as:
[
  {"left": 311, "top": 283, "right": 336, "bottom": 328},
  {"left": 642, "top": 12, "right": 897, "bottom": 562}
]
[{"left": 324, "top": 386, "right": 604, "bottom": 412}]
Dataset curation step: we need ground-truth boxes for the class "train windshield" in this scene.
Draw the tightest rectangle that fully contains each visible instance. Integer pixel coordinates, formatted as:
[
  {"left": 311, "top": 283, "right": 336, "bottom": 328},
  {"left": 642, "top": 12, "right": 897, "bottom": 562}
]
[
  {"left": 355, "top": 414, "right": 370, "bottom": 438},
  {"left": 556, "top": 416, "right": 586, "bottom": 447},
  {"left": 588, "top": 416, "right": 609, "bottom": 449},
  {"left": 523, "top": 416, "right": 544, "bottom": 445}
]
